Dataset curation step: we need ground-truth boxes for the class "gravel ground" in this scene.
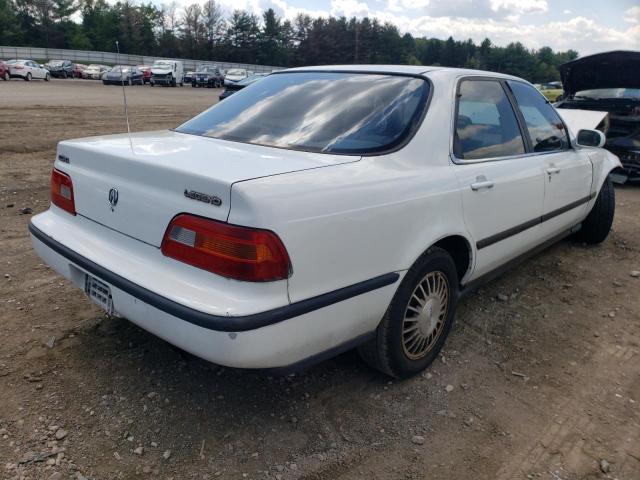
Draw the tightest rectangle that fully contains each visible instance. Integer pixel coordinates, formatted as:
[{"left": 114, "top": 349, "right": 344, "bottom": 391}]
[{"left": 1, "top": 78, "right": 639, "bottom": 480}]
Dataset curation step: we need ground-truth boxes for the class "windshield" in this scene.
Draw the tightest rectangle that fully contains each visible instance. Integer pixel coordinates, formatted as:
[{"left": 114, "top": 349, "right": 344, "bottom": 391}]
[
  {"left": 226, "top": 69, "right": 245, "bottom": 76},
  {"left": 153, "top": 61, "right": 172, "bottom": 68},
  {"left": 110, "top": 65, "right": 129, "bottom": 72},
  {"left": 49, "top": 60, "right": 64, "bottom": 66},
  {"left": 575, "top": 88, "right": 640, "bottom": 100},
  {"left": 177, "top": 72, "right": 429, "bottom": 155}
]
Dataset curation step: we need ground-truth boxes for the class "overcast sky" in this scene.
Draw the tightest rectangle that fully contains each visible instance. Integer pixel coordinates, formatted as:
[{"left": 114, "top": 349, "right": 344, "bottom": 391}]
[{"left": 164, "top": 0, "right": 639, "bottom": 55}]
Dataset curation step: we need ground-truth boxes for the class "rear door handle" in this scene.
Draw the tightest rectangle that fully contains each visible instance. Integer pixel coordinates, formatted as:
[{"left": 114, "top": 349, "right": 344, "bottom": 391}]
[
  {"left": 546, "top": 167, "right": 560, "bottom": 175},
  {"left": 470, "top": 180, "right": 494, "bottom": 191}
]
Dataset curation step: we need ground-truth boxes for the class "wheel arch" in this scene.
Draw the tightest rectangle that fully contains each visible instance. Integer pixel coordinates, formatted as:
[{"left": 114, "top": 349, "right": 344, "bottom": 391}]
[{"left": 409, "top": 234, "right": 474, "bottom": 285}]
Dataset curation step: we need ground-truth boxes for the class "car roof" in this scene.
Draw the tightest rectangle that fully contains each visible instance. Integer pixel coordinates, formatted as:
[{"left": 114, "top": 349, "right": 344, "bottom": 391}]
[{"left": 281, "top": 64, "right": 524, "bottom": 81}]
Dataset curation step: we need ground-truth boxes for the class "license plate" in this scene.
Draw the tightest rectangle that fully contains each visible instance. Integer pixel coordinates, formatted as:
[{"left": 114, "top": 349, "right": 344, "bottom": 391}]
[{"left": 85, "top": 274, "right": 114, "bottom": 315}]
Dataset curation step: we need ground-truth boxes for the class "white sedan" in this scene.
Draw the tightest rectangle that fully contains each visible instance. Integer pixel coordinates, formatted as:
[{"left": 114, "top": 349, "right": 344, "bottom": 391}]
[
  {"left": 30, "top": 65, "right": 621, "bottom": 377},
  {"left": 8, "top": 59, "right": 50, "bottom": 81}
]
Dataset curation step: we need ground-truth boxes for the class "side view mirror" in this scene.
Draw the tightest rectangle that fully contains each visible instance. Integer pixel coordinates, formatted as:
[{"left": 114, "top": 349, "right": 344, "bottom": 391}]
[{"left": 576, "top": 129, "right": 606, "bottom": 148}]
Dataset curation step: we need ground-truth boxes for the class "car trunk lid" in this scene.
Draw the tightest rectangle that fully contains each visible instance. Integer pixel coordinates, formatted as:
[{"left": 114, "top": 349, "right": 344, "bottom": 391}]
[{"left": 56, "top": 130, "right": 358, "bottom": 247}]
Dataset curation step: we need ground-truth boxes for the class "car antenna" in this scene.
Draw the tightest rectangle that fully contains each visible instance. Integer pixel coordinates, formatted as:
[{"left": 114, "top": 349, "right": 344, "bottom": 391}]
[{"left": 115, "top": 40, "right": 134, "bottom": 154}]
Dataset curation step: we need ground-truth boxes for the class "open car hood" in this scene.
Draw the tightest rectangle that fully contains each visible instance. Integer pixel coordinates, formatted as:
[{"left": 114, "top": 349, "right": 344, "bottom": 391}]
[{"left": 560, "top": 50, "right": 640, "bottom": 96}]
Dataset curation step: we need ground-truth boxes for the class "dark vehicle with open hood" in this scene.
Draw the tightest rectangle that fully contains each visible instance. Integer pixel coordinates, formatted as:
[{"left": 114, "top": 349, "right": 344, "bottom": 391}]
[{"left": 556, "top": 50, "right": 640, "bottom": 183}]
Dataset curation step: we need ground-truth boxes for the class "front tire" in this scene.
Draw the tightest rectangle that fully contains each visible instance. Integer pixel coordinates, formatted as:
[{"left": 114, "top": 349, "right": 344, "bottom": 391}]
[
  {"left": 358, "top": 247, "right": 459, "bottom": 378},
  {"left": 45, "top": 73, "right": 50, "bottom": 81},
  {"left": 574, "top": 175, "right": 615, "bottom": 244},
  {"left": 25, "top": 72, "right": 32, "bottom": 81}
]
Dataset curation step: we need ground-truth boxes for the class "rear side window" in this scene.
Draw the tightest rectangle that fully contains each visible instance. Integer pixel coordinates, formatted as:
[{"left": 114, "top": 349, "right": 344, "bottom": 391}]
[
  {"left": 508, "top": 81, "right": 569, "bottom": 152},
  {"left": 454, "top": 80, "right": 525, "bottom": 160},
  {"left": 176, "top": 72, "right": 429, "bottom": 155}
]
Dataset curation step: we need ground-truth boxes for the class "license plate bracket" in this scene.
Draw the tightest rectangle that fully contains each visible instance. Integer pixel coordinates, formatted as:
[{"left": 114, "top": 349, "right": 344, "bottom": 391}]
[{"left": 84, "top": 274, "right": 114, "bottom": 315}]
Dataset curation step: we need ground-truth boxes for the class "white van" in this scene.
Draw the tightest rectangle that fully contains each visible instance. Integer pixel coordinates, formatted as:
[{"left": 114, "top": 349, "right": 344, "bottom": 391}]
[{"left": 150, "top": 60, "right": 184, "bottom": 87}]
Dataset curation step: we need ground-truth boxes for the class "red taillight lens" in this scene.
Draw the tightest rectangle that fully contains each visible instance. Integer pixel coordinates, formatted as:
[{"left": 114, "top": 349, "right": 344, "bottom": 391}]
[
  {"left": 161, "top": 214, "right": 291, "bottom": 282},
  {"left": 51, "top": 168, "right": 76, "bottom": 215}
]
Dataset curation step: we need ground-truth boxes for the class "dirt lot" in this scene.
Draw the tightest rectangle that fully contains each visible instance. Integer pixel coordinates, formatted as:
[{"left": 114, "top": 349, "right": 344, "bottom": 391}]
[{"left": 1, "top": 79, "right": 639, "bottom": 480}]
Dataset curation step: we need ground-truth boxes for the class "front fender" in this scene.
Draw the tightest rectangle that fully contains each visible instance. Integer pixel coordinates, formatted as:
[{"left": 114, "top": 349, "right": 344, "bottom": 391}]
[{"left": 587, "top": 148, "right": 623, "bottom": 193}]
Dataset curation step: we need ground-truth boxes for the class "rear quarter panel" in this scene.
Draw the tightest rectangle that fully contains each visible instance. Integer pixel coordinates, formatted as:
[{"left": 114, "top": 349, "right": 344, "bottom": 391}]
[{"left": 229, "top": 80, "right": 471, "bottom": 303}]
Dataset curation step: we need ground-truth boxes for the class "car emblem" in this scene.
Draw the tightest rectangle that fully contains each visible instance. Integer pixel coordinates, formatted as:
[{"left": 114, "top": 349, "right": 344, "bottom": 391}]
[{"left": 108, "top": 188, "right": 119, "bottom": 211}]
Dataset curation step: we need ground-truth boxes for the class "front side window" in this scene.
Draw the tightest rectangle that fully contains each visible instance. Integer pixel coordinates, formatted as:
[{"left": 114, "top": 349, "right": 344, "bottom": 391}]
[
  {"left": 454, "top": 80, "right": 525, "bottom": 160},
  {"left": 177, "top": 72, "right": 430, "bottom": 155},
  {"left": 508, "top": 81, "right": 569, "bottom": 152}
]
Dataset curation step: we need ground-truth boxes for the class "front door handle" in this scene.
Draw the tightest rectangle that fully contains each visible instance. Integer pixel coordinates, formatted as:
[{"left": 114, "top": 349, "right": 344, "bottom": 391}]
[
  {"left": 470, "top": 178, "right": 494, "bottom": 191},
  {"left": 546, "top": 167, "right": 560, "bottom": 175}
]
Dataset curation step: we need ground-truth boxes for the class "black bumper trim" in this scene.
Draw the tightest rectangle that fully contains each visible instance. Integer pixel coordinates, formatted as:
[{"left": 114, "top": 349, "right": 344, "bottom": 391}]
[{"left": 29, "top": 222, "right": 399, "bottom": 333}]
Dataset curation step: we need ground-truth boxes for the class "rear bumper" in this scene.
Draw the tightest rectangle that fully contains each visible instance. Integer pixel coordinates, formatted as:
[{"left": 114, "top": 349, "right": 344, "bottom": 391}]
[{"left": 29, "top": 212, "right": 398, "bottom": 369}]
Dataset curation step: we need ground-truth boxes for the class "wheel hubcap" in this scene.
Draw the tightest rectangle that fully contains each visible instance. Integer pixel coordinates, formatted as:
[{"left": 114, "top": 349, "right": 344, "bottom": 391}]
[{"left": 402, "top": 271, "right": 449, "bottom": 360}]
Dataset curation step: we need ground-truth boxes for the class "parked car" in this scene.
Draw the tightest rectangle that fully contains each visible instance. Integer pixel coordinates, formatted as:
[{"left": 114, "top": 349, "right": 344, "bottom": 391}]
[
  {"left": 150, "top": 59, "right": 184, "bottom": 87},
  {"left": 137, "top": 65, "right": 152, "bottom": 84},
  {"left": 29, "top": 66, "right": 620, "bottom": 377},
  {"left": 8, "top": 59, "right": 50, "bottom": 81},
  {"left": 83, "top": 64, "right": 109, "bottom": 80},
  {"left": 192, "top": 64, "right": 224, "bottom": 88},
  {"left": 72, "top": 64, "right": 85, "bottom": 79},
  {"left": 184, "top": 70, "right": 195, "bottom": 84},
  {"left": 218, "top": 73, "right": 267, "bottom": 100},
  {"left": 556, "top": 50, "right": 640, "bottom": 183},
  {"left": 535, "top": 81, "right": 563, "bottom": 102},
  {"left": 46, "top": 59, "right": 74, "bottom": 78},
  {"left": 224, "top": 68, "right": 250, "bottom": 85},
  {"left": 0, "top": 60, "right": 9, "bottom": 81},
  {"left": 103, "top": 65, "right": 144, "bottom": 85}
]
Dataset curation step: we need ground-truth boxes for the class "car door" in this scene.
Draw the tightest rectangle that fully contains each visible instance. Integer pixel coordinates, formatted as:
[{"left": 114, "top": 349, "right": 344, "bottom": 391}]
[
  {"left": 24, "top": 61, "right": 34, "bottom": 77},
  {"left": 507, "top": 81, "right": 593, "bottom": 240},
  {"left": 452, "top": 78, "right": 547, "bottom": 280},
  {"left": 31, "top": 61, "right": 43, "bottom": 78},
  {"left": 30, "top": 61, "right": 41, "bottom": 78}
]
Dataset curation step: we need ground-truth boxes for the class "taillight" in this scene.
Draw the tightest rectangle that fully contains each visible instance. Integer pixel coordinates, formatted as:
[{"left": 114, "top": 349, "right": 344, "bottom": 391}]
[
  {"left": 161, "top": 214, "right": 291, "bottom": 282},
  {"left": 51, "top": 168, "right": 76, "bottom": 215}
]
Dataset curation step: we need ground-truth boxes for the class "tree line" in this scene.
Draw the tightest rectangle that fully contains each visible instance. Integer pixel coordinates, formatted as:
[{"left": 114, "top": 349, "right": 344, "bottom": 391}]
[{"left": 0, "top": 0, "right": 578, "bottom": 82}]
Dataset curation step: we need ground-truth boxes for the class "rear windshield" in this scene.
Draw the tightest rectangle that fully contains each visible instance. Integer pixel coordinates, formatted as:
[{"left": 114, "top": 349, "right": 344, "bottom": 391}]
[{"left": 176, "top": 72, "right": 429, "bottom": 154}]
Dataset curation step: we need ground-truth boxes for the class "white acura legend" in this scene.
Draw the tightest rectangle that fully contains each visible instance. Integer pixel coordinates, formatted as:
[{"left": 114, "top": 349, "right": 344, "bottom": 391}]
[{"left": 30, "top": 65, "right": 621, "bottom": 377}]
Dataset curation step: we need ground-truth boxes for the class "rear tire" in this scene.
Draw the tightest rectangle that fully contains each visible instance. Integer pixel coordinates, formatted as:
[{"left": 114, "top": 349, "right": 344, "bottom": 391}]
[
  {"left": 574, "top": 175, "right": 615, "bottom": 244},
  {"left": 358, "top": 247, "right": 459, "bottom": 378},
  {"left": 2, "top": 72, "right": 8, "bottom": 81}
]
